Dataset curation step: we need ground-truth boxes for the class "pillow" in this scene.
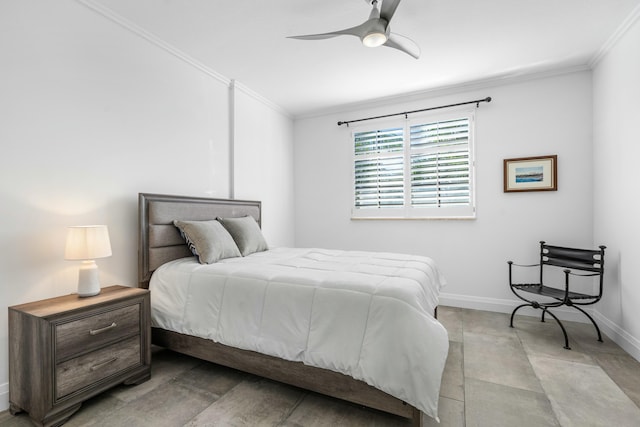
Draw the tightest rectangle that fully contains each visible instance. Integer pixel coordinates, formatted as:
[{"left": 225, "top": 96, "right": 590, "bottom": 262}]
[
  {"left": 217, "top": 216, "right": 269, "bottom": 256},
  {"left": 173, "top": 219, "right": 241, "bottom": 264}
]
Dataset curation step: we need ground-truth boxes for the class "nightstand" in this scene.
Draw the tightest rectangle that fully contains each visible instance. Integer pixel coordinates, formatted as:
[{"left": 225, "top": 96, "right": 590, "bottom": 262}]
[{"left": 8, "top": 285, "right": 151, "bottom": 427}]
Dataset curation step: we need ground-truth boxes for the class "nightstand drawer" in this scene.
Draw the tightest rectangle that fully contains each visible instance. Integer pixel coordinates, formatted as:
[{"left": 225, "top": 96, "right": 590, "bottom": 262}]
[
  {"left": 56, "top": 304, "right": 140, "bottom": 361},
  {"left": 56, "top": 335, "right": 141, "bottom": 399}
]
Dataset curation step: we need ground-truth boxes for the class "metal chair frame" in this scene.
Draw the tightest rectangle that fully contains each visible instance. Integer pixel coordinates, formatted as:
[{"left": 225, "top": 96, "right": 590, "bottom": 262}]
[{"left": 508, "top": 241, "right": 606, "bottom": 349}]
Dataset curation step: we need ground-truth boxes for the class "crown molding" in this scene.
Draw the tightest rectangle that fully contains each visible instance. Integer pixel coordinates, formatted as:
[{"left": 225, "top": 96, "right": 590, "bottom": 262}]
[
  {"left": 233, "top": 81, "right": 292, "bottom": 118},
  {"left": 76, "top": 0, "right": 229, "bottom": 85},
  {"left": 75, "top": 0, "right": 290, "bottom": 118},
  {"left": 295, "top": 64, "right": 591, "bottom": 120},
  {"left": 590, "top": 3, "right": 640, "bottom": 67}
]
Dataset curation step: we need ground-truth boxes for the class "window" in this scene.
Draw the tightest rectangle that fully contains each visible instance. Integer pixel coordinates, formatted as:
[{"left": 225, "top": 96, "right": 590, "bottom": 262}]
[{"left": 353, "top": 111, "right": 475, "bottom": 219}]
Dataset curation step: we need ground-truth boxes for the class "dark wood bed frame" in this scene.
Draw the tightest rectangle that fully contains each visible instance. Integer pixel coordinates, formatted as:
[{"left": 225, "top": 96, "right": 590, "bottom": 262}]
[{"left": 138, "top": 193, "right": 424, "bottom": 425}]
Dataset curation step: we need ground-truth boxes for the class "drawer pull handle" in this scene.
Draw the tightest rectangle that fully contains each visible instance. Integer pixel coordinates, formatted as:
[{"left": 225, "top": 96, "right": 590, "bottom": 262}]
[
  {"left": 90, "top": 357, "right": 118, "bottom": 371},
  {"left": 89, "top": 322, "right": 117, "bottom": 335}
]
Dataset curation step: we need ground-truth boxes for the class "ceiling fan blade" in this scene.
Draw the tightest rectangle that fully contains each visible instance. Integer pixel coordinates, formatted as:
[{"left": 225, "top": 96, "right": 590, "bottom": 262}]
[
  {"left": 379, "top": 0, "right": 402, "bottom": 23},
  {"left": 384, "top": 32, "right": 420, "bottom": 59},
  {"left": 288, "top": 22, "right": 369, "bottom": 41}
]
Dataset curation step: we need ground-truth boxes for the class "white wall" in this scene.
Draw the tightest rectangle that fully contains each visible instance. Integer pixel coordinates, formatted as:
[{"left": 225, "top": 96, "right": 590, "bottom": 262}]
[
  {"left": 592, "top": 14, "right": 640, "bottom": 358},
  {"left": 0, "top": 0, "right": 294, "bottom": 410},
  {"left": 294, "top": 71, "right": 594, "bottom": 315}
]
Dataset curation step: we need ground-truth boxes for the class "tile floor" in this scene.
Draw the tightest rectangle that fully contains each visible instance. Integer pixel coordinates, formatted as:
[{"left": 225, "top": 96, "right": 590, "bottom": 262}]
[{"left": 2, "top": 307, "right": 640, "bottom": 426}]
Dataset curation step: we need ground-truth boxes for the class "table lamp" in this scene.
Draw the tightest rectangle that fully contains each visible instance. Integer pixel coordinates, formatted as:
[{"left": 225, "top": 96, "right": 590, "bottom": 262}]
[{"left": 65, "top": 225, "right": 112, "bottom": 297}]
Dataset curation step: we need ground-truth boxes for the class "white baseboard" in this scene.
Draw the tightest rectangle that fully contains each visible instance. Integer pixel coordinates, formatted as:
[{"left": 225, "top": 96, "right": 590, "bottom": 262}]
[
  {"left": 439, "top": 292, "right": 592, "bottom": 323},
  {"left": 0, "top": 382, "right": 8, "bottom": 412},
  {"left": 592, "top": 310, "right": 640, "bottom": 362},
  {"left": 440, "top": 292, "right": 640, "bottom": 362}
]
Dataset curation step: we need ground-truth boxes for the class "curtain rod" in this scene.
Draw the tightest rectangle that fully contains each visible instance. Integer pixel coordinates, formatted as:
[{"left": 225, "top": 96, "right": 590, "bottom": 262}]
[{"left": 337, "top": 96, "right": 492, "bottom": 126}]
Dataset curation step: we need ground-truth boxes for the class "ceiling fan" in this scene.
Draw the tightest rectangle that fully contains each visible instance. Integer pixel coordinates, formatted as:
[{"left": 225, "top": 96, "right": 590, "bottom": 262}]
[{"left": 288, "top": 0, "right": 420, "bottom": 59}]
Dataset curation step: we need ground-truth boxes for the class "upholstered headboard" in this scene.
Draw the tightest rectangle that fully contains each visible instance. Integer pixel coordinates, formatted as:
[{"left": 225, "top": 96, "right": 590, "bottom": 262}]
[{"left": 138, "top": 193, "right": 261, "bottom": 288}]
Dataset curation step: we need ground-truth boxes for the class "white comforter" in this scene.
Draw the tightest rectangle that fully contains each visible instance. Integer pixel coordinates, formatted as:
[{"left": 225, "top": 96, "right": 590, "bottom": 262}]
[{"left": 150, "top": 247, "right": 449, "bottom": 419}]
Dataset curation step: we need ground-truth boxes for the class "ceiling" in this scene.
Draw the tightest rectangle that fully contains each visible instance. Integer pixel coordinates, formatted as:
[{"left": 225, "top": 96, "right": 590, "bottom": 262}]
[{"left": 92, "top": 0, "right": 640, "bottom": 117}]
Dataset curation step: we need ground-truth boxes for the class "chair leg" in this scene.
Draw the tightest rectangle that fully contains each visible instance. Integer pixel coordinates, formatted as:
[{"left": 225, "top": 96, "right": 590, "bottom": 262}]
[
  {"left": 510, "top": 303, "right": 531, "bottom": 327},
  {"left": 542, "top": 308, "right": 571, "bottom": 350},
  {"left": 572, "top": 305, "right": 603, "bottom": 342}
]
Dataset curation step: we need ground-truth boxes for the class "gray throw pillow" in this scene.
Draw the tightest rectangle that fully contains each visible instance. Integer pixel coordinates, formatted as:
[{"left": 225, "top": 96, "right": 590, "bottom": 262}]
[
  {"left": 217, "top": 216, "right": 269, "bottom": 256},
  {"left": 173, "top": 219, "right": 241, "bottom": 264}
]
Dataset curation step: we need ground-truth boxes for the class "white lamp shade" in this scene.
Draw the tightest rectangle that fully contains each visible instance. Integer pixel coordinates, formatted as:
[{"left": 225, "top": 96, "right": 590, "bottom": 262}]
[{"left": 65, "top": 225, "right": 112, "bottom": 260}]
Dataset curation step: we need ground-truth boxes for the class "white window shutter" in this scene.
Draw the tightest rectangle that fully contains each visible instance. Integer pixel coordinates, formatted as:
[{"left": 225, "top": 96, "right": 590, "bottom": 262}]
[{"left": 352, "top": 113, "right": 475, "bottom": 219}]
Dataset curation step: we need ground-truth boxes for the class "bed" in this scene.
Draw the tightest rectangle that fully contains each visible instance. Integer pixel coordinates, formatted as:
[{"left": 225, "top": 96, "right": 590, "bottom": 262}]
[{"left": 138, "top": 193, "right": 449, "bottom": 425}]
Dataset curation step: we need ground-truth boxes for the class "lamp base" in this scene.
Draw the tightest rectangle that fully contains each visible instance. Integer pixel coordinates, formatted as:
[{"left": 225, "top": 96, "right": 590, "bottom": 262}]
[{"left": 77, "top": 260, "right": 102, "bottom": 297}]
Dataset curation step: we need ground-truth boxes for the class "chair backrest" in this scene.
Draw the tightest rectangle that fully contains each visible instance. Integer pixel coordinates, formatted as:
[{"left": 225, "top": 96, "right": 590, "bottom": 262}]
[{"left": 539, "top": 241, "right": 606, "bottom": 295}]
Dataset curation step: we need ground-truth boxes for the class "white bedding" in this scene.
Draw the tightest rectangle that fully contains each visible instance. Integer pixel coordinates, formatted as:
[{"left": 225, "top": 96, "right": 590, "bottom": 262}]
[{"left": 150, "top": 247, "right": 449, "bottom": 419}]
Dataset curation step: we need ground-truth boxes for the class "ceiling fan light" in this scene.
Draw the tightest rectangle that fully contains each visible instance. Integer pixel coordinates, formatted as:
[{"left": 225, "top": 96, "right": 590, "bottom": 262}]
[{"left": 362, "top": 32, "right": 387, "bottom": 47}]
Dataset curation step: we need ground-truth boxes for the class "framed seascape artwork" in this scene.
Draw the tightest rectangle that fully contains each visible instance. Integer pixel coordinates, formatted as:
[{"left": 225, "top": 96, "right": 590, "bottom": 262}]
[{"left": 504, "top": 155, "right": 557, "bottom": 192}]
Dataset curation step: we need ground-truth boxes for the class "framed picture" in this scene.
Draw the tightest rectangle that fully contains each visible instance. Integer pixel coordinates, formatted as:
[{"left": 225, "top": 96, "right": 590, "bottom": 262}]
[{"left": 504, "top": 155, "right": 557, "bottom": 192}]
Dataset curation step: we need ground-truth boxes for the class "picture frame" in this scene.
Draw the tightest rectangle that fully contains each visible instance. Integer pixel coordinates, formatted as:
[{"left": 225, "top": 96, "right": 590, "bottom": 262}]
[{"left": 504, "top": 155, "right": 557, "bottom": 192}]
